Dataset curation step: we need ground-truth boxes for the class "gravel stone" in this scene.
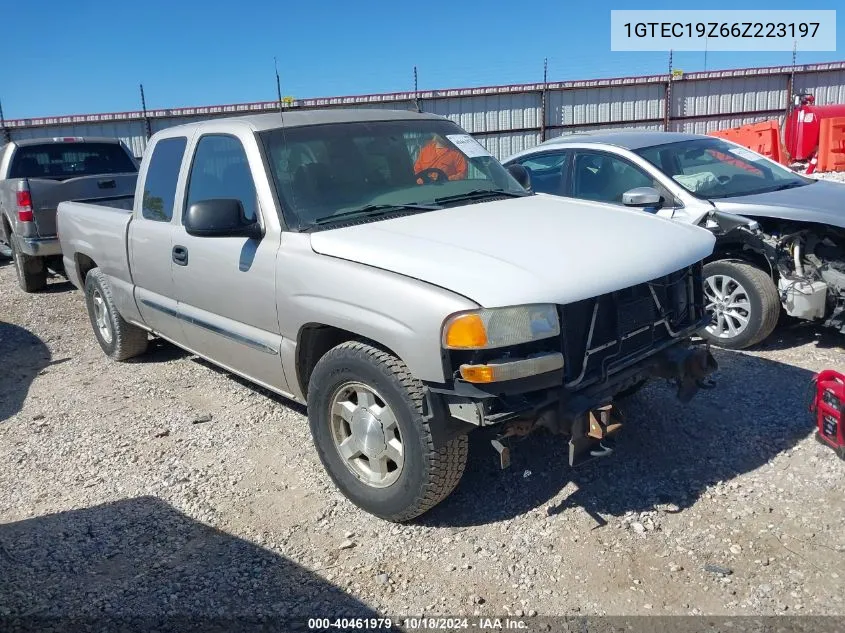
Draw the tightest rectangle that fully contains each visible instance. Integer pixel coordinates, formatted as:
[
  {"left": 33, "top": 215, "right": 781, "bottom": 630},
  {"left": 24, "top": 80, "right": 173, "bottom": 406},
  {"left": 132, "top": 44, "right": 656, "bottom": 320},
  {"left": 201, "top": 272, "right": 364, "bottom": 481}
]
[{"left": 1, "top": 260, "right": 844, "bottom": 618}]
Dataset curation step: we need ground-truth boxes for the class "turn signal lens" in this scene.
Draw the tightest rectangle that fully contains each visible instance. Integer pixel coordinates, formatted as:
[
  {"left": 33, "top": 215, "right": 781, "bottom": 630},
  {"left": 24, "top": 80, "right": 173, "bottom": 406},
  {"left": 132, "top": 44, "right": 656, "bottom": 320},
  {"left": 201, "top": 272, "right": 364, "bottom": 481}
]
[
  {"left": 443, "top": 313, "right": 488, "bottom": 349},
  {"left": 459, "top": 365, "right": 496, "bottom": 383},
  {"left": 459, "top": 353, "right": 564, "bottom": 384}
]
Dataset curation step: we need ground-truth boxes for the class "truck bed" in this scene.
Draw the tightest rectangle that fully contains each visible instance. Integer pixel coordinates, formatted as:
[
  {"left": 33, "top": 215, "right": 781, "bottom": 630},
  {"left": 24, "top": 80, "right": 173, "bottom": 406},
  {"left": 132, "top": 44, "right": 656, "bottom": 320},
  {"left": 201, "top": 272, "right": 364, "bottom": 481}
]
[
  {"left": 56, "top": 198, "right": 134, "bottom": 293},
  {"left": 1, "top": 173, "right": 137, "bottom": 238}
]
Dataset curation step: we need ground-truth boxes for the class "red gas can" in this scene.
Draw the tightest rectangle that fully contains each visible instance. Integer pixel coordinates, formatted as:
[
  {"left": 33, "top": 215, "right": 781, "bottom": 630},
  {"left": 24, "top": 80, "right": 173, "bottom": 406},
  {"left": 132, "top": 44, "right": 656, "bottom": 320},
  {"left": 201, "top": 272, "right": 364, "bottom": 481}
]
[
  {"left": 785, "top": 95, "right": 845, "bottom": 161},
  {"left": 809, "top": 369, "right": 845, "bottom": 460}
]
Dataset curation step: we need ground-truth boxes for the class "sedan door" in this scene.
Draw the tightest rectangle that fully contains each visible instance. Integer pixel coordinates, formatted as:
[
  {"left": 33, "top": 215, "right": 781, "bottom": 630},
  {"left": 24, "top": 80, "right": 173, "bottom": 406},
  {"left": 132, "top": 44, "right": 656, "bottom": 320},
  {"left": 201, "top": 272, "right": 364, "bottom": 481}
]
[
  {"left": 170, "top": 133, "right": 289, "bottom": 393},
  {"left": 565, "top": 149, "right": 679, "bottom": 217}
]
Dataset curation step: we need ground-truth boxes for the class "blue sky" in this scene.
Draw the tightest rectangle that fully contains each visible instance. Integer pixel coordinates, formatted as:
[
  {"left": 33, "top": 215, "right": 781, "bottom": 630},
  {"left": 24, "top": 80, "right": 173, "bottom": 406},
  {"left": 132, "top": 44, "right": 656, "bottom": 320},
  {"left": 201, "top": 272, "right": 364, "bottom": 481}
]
[{"left": 2, "top": 0, "right": 842, "bottom": 120}]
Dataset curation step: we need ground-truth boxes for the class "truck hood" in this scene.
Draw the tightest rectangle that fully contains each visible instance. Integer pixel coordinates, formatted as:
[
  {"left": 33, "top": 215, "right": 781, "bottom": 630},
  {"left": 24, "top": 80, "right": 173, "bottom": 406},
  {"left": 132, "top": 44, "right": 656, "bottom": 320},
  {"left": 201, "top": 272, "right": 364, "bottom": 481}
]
[
  {"left": 711, "top": 179, "right": 845, "bottom": 229},
  {"left": 309, "top": 194, "right": 715, "bottom": 307}
]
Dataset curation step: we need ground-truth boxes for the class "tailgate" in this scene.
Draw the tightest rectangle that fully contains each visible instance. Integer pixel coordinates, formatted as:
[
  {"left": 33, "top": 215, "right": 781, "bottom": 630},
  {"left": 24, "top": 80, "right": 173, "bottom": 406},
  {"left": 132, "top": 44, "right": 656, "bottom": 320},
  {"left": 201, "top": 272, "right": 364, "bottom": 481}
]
[{"left": 28, "top": 173, "right": 138, "bottom": 237}]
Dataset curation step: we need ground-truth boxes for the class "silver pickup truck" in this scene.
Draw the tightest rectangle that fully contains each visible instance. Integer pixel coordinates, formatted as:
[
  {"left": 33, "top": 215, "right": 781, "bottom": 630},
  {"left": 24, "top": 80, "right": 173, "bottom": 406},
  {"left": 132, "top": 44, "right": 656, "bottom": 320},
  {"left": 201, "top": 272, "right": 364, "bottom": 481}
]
[
  {"left": 57, "top": 109, "right": 718, "bottom": 521},
  {"left": 0, "top": 137, "right": 138, "bottom": 291}
]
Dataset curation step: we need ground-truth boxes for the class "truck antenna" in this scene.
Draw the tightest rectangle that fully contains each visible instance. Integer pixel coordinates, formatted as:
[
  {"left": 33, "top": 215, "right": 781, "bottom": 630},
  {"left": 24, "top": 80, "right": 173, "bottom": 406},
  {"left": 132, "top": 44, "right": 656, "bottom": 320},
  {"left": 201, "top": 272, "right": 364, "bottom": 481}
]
[{"left": 275, "top": 57, "right": 286, "bottom": 125}]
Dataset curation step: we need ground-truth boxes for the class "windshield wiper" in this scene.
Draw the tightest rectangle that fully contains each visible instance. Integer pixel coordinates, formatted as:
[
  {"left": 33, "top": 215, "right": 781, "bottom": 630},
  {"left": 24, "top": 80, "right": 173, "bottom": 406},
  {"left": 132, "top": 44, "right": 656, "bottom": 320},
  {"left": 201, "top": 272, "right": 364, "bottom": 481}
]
[
  {"left": 312, "top": 203, "right": 442, "bottom": 225},
  {"left": 433, "top": 189, "right": 528, "bottom": 204},
  {"left": 769, "top": 182, "right": 808, "bottom": 192}
]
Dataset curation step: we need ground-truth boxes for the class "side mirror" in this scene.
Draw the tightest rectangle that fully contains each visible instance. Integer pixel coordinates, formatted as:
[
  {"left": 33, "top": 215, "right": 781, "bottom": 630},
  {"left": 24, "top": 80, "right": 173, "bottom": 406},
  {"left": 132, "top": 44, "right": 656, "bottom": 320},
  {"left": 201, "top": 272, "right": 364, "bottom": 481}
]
[
  {"left": 622, "top": 187, "right": 662, "bottom": 208},
  {"left": 506, "top": 163, "right": 532, "bottom": 192},
  {"left": 184, "top": 199, "right": 263, "bottom": 239}
]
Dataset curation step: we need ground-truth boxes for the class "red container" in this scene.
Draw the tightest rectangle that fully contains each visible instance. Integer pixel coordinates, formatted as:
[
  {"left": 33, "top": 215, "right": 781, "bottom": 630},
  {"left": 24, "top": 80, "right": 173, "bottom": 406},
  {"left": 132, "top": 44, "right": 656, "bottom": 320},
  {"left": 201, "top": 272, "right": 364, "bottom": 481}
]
[
  {"left": 809, "top": 369, "right": 845, "bottom": 460},
  {"left": 785, "top": 96, "right": 845, "bottom": 161}
]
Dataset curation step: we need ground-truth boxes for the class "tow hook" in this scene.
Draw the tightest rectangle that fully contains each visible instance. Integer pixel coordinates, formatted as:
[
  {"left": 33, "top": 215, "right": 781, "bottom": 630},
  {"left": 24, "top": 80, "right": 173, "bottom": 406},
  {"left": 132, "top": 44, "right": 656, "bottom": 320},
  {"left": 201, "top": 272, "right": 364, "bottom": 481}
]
[{"left": 567, "top": 404, "right": 624, "bottom": 467}]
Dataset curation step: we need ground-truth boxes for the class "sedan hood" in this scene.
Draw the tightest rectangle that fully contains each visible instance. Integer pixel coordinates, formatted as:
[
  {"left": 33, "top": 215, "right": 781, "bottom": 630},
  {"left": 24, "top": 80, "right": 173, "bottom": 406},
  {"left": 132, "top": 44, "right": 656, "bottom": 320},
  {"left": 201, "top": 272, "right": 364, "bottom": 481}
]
[
  {"left": 309, "top": 194, "right": 715, "bottom": 307},
  {"left": 712, "top": 179, "right": 845, "bottom": 229}
]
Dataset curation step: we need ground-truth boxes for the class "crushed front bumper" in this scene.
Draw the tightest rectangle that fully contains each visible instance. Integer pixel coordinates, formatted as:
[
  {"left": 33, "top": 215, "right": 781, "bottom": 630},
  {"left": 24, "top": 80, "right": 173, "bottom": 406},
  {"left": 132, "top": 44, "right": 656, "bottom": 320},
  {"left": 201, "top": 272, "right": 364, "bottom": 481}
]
[{"left": 426, "top": 334, "right": 718, "bottom": 451}]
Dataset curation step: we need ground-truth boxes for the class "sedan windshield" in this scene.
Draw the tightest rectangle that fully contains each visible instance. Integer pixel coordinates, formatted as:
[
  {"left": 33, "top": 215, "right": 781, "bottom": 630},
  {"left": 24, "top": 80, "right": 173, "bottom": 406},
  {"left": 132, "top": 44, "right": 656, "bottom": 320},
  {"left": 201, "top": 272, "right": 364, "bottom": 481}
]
[
  {"left": 634, "top": 137, "right": 811, "bottom": 199},
  {"left": 258, "top": 120, "right": 528, "bottom": 230}
]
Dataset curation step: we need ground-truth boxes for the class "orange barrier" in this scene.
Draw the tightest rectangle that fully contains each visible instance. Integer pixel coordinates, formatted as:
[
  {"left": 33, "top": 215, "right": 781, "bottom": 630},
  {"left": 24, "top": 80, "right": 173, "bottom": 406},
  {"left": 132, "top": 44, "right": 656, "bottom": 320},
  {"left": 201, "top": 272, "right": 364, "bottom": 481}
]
[
  {"left": 817, "top": 117, "right": 845, "bottom": 173},
  {"left": 708, "top": 120, "right": 787, "bottom": 165}
]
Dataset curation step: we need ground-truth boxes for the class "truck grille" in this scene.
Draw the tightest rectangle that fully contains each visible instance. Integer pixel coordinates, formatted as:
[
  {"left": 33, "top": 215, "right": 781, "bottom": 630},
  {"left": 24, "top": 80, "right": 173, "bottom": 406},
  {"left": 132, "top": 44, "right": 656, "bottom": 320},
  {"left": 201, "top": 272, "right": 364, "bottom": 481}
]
[{"left": 559, "top": 263, "right": 704, "bottom": 388}]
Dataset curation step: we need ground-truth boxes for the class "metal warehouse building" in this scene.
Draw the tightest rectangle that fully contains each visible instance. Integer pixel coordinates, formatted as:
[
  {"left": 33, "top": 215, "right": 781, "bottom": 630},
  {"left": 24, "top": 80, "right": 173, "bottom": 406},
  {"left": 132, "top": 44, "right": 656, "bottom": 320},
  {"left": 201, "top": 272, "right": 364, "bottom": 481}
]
[{"left": 4, "top": 61, "right": 845, "bottom": 160}]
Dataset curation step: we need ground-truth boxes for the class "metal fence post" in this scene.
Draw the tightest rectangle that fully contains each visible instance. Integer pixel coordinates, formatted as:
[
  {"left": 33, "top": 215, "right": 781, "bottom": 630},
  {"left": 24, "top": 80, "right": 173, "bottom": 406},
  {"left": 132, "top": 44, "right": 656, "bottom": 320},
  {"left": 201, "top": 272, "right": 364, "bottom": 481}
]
[
  {"left": 540, "top": 58, "right": 548, "bottom": 142},
  {"left": 664, "top": 49, "right": 673, "bottom": 132},
  {"left": 0, "top": 99, "right": 10, "bottom": 144}
]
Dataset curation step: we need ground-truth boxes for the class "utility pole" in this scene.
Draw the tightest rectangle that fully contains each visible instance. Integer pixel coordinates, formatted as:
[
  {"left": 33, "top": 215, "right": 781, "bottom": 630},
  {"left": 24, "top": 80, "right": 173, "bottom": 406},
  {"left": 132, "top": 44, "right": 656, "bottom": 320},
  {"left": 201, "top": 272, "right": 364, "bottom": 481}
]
[
  {"left": 0, "top": 98, "right": 10, "bottom": 143},
  {"left": 414, "top": 66, "right": 421, "bottom": 112},
  {"left": 139, "top": 84, "right": 152, "bottom": 140},
  {"left": 540, "top": 58, "right": 548, "bottom": 141}
]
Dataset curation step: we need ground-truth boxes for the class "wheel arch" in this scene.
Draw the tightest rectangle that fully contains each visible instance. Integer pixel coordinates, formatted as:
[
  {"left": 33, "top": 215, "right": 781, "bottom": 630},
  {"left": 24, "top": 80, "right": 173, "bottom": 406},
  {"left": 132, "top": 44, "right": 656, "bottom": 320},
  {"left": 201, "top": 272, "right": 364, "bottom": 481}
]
[
  {"left": 75, "top": 252, "right": 98, "bottom": 284},
  {"left": 706, "top": 243, "right": 775, "bottom": 279},
  {"left": 295, "top": 323, "right": 403, "bottom": 400}
]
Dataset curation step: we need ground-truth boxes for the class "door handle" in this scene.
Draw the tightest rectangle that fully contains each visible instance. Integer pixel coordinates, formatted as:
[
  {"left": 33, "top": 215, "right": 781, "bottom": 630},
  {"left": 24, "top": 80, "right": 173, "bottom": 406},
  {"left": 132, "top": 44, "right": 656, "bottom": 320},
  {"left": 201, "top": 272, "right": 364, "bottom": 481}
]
[{"left": 172, "top": 245, "right": 188, "bottom": 266}]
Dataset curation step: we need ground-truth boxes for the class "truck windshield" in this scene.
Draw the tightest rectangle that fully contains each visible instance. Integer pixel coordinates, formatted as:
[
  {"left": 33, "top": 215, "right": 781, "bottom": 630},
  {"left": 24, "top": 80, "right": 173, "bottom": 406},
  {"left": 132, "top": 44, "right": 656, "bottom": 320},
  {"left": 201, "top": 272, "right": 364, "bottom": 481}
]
[
  {"left": 9, "top": 142, "right": 138, "bottom": 180},
  {"left": 258, "top": 120, "right": 528, "bottom": 230},
  {"left": 634, "top": 138, "right": 811, "bottom": 199}
]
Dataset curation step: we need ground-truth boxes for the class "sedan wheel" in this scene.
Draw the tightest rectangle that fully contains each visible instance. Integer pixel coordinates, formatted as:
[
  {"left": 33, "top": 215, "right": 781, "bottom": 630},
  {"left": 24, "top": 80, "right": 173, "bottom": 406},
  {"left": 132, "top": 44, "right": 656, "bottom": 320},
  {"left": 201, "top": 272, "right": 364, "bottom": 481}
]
[
  {"left": 699, "top": 260, "right": 781, "bottom": 350},
  {"left": 704, "top": 273, "right": 751, "bottom": 340}
]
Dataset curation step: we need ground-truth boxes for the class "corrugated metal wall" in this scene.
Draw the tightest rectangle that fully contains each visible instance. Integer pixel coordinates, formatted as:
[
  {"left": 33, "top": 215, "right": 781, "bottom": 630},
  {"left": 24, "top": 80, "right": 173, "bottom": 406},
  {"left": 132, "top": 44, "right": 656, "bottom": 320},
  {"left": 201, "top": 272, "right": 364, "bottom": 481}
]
[{"left": 5, "top": 61, "right": 845, "bottom": 160}]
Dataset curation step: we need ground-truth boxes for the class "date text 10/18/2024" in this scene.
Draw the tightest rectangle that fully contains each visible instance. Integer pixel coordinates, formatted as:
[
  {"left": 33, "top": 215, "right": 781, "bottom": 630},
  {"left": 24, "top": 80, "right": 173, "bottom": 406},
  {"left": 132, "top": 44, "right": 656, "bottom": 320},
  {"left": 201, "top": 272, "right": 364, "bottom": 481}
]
[{"left": 307, "top": 617, "right": 529, "bottom": 630}]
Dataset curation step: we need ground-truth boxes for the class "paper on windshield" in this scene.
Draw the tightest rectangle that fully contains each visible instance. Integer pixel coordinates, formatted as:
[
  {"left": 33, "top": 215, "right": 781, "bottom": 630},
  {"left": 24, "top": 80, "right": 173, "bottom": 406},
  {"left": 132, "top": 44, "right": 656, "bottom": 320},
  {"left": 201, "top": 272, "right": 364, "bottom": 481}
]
[
  {"left": 673, "top": 171, "right": 718, "bottom": 192},
  {"left": 729, "top": 147, "right": 765, "bottom": 162},
  {"left": 446, "top": 134, "right": 492, "bottom": 158}
]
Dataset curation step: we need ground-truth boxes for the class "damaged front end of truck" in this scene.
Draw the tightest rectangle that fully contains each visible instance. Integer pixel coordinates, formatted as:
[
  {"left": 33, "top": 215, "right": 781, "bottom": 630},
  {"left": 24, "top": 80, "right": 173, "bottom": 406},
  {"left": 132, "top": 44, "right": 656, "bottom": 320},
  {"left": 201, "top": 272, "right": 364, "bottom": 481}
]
[{"left": 428, "top": 262, "right": 718, "bottom": 468}]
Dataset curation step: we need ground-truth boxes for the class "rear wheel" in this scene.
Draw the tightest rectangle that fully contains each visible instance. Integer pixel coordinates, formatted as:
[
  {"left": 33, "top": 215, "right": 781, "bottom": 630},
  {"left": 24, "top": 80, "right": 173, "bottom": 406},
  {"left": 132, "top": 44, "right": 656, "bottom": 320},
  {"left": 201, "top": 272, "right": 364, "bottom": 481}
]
[
  {"left": 700, "top": 260, "right": 780, "bottom": 350},
  {"left": 10, "top": 236, "right": 47, "bottom": 293},
  {"left": 307, "top": 341, "right": 468, "bottom": 522},
  {"left": 84, "top": 268, "right": 148, "bottom": 360}
]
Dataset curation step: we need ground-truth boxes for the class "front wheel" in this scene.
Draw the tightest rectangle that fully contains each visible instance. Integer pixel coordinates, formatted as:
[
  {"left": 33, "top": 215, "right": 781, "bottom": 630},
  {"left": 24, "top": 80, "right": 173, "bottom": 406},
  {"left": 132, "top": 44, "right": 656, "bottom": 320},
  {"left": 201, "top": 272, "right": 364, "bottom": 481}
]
[
  {"left": 700, "top": 260, "right": 780, "bottom": 350},
  {"left": 307, "top": 341, "right": 468, "bottom": 522}
]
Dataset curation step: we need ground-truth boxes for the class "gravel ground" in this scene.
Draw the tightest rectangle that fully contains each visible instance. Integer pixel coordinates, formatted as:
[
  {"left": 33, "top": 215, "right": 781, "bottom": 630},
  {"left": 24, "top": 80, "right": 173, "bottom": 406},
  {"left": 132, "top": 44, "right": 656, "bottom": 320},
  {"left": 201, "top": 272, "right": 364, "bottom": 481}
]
[{"left": 1, "top": 247, "right": 844, "bottom": 626}]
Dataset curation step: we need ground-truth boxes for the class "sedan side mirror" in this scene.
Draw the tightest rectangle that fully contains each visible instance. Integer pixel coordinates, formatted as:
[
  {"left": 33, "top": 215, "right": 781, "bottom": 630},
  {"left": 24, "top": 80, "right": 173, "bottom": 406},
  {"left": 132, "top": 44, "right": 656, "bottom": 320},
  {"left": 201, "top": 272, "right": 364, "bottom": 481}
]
[
  {"left": 506, "top": 163, "right": 533, "bottom": 192},
  {"left": 184, "top": 199, "right": 263, "bottom": 239},
  {"left": 622, "top": 186, "right": 662, "bottom": 208}
]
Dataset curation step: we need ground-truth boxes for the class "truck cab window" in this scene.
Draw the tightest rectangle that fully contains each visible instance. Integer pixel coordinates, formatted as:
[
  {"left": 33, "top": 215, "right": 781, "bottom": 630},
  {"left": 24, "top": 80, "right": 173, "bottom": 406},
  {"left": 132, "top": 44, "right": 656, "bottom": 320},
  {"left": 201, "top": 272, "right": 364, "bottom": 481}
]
[
  {"left": 185, "top": 135, "right": 257, "bottom": 222},
  {"left": 142, "top": 137, "right": 188, "bottom": 222}
]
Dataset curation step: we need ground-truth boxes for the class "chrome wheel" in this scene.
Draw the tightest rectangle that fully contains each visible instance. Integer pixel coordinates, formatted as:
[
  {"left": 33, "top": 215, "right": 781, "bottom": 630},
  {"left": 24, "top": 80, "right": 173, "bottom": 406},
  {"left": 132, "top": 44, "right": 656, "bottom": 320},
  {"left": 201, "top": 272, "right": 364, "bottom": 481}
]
[
  {"left": 704, "top": 274, "right": 751, "bottom": 340},
  {"left": 329, "top": 382, "right": 404, "bottom": 489},
  {"left": 91, "top": 289, "right": 114, "bottom": 344}
]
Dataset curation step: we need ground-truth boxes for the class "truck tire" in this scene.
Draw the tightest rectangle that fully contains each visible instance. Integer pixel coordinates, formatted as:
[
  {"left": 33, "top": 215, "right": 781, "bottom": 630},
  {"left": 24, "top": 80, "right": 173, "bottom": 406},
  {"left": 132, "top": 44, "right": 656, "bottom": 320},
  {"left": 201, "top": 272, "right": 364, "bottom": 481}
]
[
  {"left": 307, "top": 341, "right": 468, "bottom": 522},
  {"left": 9, "top": 237, "right": 47, "bottom": 292},
  {"left": 84, "top": 268, "right": 148, "bottom": 361},
  {"left": 700, "top": 260, "right": 780, "bottom": 350}
]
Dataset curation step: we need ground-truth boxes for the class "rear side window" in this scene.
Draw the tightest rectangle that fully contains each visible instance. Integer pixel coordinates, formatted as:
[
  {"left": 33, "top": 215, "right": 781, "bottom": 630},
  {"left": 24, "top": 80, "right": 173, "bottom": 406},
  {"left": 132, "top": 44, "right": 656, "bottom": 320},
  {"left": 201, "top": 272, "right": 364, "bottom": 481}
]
[
  {"left": 185, "top": 135, "right": 257, "bottom": 221},
  {"left": 9, "top": 142, "right": 137, "bottom": 180},
  {"left": 142, "top": 137, "right": 188, "bottom": 222}
]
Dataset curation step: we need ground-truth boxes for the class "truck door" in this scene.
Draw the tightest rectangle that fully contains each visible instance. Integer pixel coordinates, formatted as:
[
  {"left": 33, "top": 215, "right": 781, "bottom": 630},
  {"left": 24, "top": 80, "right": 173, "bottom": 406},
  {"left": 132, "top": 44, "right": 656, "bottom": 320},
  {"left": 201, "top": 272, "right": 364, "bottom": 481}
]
[
  {"left": 129, "top": 135, "right": 189, "bottom": 344},
  {"left": 170, "top": 133, "right": 288, "bottom": 393}
]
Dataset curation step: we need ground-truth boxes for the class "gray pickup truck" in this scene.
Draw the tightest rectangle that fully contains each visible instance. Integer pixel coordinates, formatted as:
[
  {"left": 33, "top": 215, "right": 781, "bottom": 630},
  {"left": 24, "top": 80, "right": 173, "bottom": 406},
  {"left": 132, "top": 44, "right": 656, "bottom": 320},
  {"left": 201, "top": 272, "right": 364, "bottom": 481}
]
[
  {"left": 0, "top": 137, "right": 138, "bottom": 291},
  {"left": 57, "top": 109, "right": 717, "bottom": 521}
]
